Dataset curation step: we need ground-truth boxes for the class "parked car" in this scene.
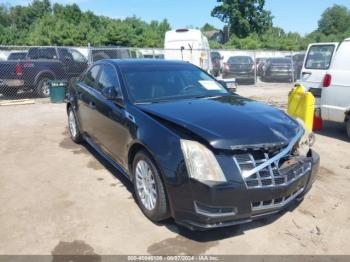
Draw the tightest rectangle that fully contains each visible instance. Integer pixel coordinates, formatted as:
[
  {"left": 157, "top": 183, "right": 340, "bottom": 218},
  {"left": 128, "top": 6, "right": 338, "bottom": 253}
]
[
  {"left": 319, "top": 38, "right": 350, "bottom": 138},
  {"left": 210, "top": 51, "right": 222, "bottom": 77},
  {"left": 222, "top": 56, "right": 255, "bottom": 84},
  {"left": 299, "top": 43, "right": 338, "bottom": 105},
  {"left": 66, "top": 59, "right": 319, "bottom": 230},
  {"left": 261, "top": 57, "right": 297, "bottom": 82},
  {"left": 7, "top": 51, "right": 27, "bottom": 61},
  {"left": 0, "top": 47, "right": 87, "bottom": 97}
]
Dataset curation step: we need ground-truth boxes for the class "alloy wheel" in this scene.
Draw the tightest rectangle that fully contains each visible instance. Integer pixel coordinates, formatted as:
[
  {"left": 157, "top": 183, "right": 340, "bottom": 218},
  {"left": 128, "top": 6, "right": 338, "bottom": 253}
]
[
  {"left": 68, "top": 110, "right": 77, "bottom": 138},
  {"left": 135, "top": 160, "right": 157, "bottom": 211}
]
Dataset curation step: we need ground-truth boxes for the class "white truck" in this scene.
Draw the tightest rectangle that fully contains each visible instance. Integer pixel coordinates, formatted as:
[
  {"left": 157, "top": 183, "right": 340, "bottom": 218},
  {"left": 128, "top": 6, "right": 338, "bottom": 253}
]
[
  {"left": 319, "top": 38, "right": 350, "bottom": 138},
  {"left": 300, "top": 40, "right": 350, "bottom": 138},
  {"left": 164, "top": 29, "right": 212, "bottom": 73}
]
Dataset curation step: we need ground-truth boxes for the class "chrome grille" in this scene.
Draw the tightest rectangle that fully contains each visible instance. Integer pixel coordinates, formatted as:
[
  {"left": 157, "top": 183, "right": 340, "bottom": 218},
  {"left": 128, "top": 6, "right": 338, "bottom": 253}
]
[
  {"left": 233, "top": 130, "right": 312, "bottom": 189},
  {"left": 251, "top": 186, "right": 304, "bottom": 211},
  {"left": 234, "top": 151, "right": 312, "bottom": 189}
]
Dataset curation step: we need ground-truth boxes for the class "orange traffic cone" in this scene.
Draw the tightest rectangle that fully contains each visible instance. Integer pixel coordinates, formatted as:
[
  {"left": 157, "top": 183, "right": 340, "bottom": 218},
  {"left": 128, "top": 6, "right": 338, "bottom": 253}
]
[{"left": 313, "top": 108, "right": 323, "bottom": 131}]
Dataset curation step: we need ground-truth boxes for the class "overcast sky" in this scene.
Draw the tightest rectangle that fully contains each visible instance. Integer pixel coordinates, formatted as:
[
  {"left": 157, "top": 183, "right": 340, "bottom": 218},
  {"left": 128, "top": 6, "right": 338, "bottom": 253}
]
[{"left": 1, "top": 0, "right": 350, "bottom": 35}]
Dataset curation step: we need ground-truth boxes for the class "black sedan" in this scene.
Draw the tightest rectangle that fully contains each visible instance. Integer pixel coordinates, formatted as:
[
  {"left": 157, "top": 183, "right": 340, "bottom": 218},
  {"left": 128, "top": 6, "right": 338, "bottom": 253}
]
[
  {"left": 67, "top": 59, "right": 319, "bottom": 230},
  {"left": 261, "top": 57, "right": 297, "bottom": 82},
  {"left": 222, "top": 56, "right": 255, "bottom": 84}
]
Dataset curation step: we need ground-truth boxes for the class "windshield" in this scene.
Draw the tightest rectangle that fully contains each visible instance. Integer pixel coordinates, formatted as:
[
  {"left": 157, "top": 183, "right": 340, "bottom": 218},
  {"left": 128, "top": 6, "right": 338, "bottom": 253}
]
[
  {"left": 120, "top": 64, "right": 229, "bottom": 103},
  {"left": 228, "top": 56, "right": 253, "bottom": 64}
]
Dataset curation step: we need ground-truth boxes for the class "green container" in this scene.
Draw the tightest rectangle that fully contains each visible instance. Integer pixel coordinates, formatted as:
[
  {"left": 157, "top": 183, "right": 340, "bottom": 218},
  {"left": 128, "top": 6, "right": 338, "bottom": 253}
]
[{"left": 49, "top": 80, "right": 67, "bottom": 103}]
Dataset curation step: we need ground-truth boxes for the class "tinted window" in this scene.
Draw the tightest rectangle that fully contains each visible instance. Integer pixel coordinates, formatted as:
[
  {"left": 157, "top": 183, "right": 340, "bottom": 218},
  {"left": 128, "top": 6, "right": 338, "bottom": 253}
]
[
  {"left": 84, "top": 65, "right": 100, "bottom": 89},
  {"left": 8, "top": 52, "right": 27, "bottom": 60},
  {"left": 97, "top": 65, "right": 121, "bottom": 95},
  {"left": 41, "top": 48, "right": 57, "bottom": 59},
  {"left": 228, "top": 56, "right": 253, "bottom": 64},
  {"left": 305, "top": 45, "right": 335, "bottom": 70},
  {"left": 27, "top": 48, "right": 57, "bottom": 60},
  {"left": 120, "top": 63, "right": 228, "bottom": 103}
]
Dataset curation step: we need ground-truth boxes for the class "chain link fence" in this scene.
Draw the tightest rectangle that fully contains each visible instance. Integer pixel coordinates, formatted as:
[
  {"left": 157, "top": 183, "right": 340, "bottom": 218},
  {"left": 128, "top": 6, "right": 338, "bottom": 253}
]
[{"left": 0, "top": 45, "right": 305, "bottom": 101}]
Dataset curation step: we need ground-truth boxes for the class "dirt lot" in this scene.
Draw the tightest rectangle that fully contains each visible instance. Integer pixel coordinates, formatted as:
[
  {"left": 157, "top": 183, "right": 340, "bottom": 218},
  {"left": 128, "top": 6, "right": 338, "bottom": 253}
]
[{"left": 0, "top": 83, "right": 350, "bottom": 256}]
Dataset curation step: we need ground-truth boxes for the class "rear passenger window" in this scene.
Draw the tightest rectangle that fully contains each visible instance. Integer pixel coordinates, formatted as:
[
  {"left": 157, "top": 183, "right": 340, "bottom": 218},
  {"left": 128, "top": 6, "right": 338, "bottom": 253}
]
[
  {"left": 27, "top": 48, "right": 57, "bottom": 60},
  {"left": 84, "top": 65, "right": 100, "bottom": 89}
]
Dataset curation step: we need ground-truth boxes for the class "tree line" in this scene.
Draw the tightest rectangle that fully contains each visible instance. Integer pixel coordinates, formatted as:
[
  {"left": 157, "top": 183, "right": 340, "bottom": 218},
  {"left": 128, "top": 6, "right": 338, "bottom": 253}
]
[
  {"left": 208, "top": 0, "right": 350, "bottom": 50},
  {"left": 0, "top": 0, "right": 350, "bottom": 51},
  {"left": 0, "top": 0, "right": 171, "bottom": 47}
]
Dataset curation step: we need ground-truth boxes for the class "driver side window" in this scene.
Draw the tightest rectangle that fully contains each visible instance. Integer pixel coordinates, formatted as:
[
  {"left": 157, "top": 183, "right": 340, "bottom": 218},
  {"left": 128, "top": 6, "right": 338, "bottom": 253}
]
[{"left": 98, "top": 65, "right": 121, "bottom": 96}]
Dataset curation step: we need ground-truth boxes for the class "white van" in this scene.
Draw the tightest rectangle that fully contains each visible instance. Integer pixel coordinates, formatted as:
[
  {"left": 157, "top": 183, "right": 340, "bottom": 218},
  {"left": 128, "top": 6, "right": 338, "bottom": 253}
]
[
  {"left": 164, "top": 29, "right": 212, "bottom": 72},
  {"left": 300, "top": 42, "right": 338, "bottom": 103},
  {"left": 319, "top": 38, "right": 350, "bottom": 138}
]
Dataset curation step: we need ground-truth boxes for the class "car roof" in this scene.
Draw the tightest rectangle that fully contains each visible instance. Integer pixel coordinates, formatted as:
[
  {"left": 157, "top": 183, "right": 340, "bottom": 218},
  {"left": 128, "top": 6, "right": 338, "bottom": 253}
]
[{"left": 96, "top": 59, "right": 189, "bottom": 66}]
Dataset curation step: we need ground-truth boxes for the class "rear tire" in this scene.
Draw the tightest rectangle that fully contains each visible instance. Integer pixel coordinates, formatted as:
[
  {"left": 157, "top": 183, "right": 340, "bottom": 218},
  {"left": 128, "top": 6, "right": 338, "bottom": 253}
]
[
  {"left": 132, "top": 150, "right": 169, "bottom": 222},
  {"left": 68, "top": 106, "right": 82, "bottom": 144},
  {"left": 36, "top": 77, "right": 51, "bottom": 98}
]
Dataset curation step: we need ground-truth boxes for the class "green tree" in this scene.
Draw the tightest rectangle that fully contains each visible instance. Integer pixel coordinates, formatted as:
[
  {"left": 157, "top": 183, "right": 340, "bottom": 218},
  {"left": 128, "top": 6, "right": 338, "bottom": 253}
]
[
  {"left": 211, "top": 0, "right": 273, "bottom": 38},
  {"left": 318, "top": 5, "right": 350, "bottom": 36},
  {"left": 201, "top": 23, "right": 216, "bottom": 32}
]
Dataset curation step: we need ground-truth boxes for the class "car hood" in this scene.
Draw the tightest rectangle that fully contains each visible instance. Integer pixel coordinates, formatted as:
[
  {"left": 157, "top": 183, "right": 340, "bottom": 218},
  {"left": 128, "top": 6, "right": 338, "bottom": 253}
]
[{"left": 137, "top": 95, "right": 301, "bottom": 150}]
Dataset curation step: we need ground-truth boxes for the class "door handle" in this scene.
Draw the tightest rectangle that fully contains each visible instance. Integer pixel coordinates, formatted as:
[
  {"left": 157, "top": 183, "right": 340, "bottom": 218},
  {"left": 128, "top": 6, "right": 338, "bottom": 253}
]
[
  {"left": 89, "top": 101, "right": 96, "bottom": 110},
  {"left": 302, "top": 72, "right": 312, "bottom": 75}
]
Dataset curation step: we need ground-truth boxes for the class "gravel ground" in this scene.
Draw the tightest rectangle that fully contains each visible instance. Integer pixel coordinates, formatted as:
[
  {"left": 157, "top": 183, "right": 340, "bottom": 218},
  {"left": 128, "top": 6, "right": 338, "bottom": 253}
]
[{"left": 0, "top": 83, "right": 349, "bottom": 256}]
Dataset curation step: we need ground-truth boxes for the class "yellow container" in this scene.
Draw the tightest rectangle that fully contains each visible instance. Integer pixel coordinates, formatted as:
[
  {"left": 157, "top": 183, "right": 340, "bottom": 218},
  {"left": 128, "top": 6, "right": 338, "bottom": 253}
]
[{"left": 288, "top": 84, "right": 315, "bottom": 132}]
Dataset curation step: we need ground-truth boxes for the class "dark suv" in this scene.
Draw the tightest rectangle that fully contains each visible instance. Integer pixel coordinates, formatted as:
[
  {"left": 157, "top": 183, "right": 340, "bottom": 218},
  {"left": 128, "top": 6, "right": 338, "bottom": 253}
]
[{"left": 67, "top": 59, "right": 319, "bottom": 230}]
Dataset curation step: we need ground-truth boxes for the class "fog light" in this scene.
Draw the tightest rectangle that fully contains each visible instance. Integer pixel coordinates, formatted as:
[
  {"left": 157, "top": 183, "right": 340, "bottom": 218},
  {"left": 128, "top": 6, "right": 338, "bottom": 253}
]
[{"left": 194, "top": 202, "right": 237, "bottom": 218}]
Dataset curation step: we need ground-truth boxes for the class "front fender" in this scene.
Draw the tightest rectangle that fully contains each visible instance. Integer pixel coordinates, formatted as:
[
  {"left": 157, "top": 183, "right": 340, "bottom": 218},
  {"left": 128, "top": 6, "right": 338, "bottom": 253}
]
[{"left": 126, "top": 105, "right": 185, "bottom": 184}]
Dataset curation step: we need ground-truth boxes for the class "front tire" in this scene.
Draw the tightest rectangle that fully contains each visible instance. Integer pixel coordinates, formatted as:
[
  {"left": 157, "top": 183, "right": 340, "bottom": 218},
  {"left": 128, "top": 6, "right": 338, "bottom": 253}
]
[
  {"left": 132, "top": 151, "right": 169, "bottom": 222},
  {"left": 68, "top": 106, "right": 82, "bottom": 144}
]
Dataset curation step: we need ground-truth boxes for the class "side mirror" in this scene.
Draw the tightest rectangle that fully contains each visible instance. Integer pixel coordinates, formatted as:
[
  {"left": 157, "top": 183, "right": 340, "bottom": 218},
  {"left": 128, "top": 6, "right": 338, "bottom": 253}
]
[
  {"left": 102, "top": 86, "right": 123, "bottom": 106},
  {"left": 218, "top": 79, "right": 237, "bottom": 93}
]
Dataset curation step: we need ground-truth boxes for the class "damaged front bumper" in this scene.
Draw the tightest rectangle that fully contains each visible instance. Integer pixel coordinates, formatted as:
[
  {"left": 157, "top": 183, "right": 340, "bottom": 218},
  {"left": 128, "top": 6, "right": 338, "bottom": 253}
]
[{"left": 169, "top": 149, "right": 319, "bottom": 230}]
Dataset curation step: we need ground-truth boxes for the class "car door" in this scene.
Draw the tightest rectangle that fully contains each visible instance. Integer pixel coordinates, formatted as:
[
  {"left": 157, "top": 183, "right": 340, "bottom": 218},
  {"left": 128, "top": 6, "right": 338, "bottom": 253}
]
[
  {"left": 75, "top": 64, "right": 102, "bottom": 138},
  {"left": 300, "top": 43, "right": 337, "bottom": 104},
  {"left": 92, "top": 64, "right": 131, "bottom": 169}
]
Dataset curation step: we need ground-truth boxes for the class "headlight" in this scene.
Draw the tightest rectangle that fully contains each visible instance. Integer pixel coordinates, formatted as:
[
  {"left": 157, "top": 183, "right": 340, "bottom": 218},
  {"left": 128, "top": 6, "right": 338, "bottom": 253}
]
[
  {"left": 180, "top": 139, "right": 227, "bottom": 183},
  {"left": 294, "top": 119, "right": 315, "bottom": 157}
]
